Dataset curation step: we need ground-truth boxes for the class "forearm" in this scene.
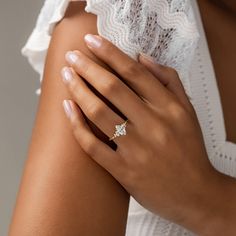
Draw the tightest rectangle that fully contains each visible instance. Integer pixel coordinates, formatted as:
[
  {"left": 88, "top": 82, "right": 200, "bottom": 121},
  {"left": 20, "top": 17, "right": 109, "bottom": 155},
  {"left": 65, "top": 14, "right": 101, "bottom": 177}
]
[{"left": 9, "top": 2, "right": 129, "bottom": 235}]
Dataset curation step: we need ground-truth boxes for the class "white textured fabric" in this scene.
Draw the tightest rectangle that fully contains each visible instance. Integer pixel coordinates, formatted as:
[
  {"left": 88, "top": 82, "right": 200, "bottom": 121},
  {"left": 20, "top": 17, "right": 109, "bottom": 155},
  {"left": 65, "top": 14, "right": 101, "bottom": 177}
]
[
  {"left": 85, "top": 0, "right": 200, "bottom": 98},
  {"left": 21, "top": 0, "right": 236, "bottom": 235},
  {"left": 22, "top": 0, "right": 199, "bottom": 97}
]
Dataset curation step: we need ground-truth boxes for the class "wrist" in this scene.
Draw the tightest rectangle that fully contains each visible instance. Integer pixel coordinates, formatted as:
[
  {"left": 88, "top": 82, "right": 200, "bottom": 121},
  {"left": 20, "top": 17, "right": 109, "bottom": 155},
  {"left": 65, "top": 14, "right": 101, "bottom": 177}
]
[{"left": 196, "top": 170, "right": 236, "bottom": 236}]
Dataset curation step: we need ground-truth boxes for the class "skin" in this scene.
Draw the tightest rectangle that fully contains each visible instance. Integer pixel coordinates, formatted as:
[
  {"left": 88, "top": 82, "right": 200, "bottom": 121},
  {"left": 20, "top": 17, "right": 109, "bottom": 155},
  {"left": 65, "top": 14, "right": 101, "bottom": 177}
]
[
  {"left": 61, "top": 35, "right": 236, "bottom": 235},
  {"left": 198, "top": 0, "right": 236, "bottom": 143},
  {"left": 9, "top": 0, "right": 236, "bottom": 235},
  {"left": 9, "top": 2, "right": 129, "bottom": 235},
  {"left": 210, "top": 0, "right": 236, "bottom": 14}
]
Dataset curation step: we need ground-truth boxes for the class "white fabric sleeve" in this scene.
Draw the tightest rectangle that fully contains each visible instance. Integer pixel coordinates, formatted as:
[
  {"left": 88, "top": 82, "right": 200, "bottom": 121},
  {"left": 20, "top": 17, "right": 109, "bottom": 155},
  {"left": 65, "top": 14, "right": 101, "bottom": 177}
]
[
  {"left": 21, "top": 0, "right": 85, "bottom": 95},
  {"left": 21, "top": 0, "right": 200, "bottom": 98}
]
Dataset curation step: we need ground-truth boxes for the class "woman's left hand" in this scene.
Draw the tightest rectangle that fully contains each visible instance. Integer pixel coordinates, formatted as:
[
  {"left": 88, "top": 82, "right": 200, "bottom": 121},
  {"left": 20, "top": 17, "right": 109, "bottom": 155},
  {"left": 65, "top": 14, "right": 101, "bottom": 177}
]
[{"left": 60, "top": 34, "right": 228, "bottom": 233}]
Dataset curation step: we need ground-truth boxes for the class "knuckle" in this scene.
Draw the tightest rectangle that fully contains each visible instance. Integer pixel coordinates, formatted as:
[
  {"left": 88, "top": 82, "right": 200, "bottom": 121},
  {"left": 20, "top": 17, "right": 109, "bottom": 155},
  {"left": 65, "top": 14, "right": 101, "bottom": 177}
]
[
  {"left": 100, "top": 77, "right": 120, "bottom": 96},
  {"left": 167, "top": 101, "right": 189, "bottom": 122},
  {"left": 121, "top": 61, "right": 142, "bottom": 78},
  {"left": 171, "top": 102, "right": 187, "bottom": 120},
  {"left": 86, "top": 102, "right": 104, "bottom": 120},
  {"left": 147, "top": 116, "right": 172, "bottom": 147},
  {"left": 83, "top": 138, "right": 97, "bottom": 156},
  {"left": 155, "top": 126, "right": 172, "bottom": 147}
]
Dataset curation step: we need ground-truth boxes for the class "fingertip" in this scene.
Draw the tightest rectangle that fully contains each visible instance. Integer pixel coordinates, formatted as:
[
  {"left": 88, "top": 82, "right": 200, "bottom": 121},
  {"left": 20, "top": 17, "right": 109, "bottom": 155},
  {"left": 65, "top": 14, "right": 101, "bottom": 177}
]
[
  {"left": 84, "top": 34, "right": 103, "bottom": 48},
  {"left": 138, "top": 52, "right": 156, "bottom": 64},
  {"left": 65, "top": 50, "right": 73, "bottom": 61}
]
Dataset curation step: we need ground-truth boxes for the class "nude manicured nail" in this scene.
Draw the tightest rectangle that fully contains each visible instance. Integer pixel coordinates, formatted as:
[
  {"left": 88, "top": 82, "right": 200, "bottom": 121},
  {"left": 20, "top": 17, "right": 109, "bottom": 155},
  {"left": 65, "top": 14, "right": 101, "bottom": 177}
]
[
  {"left": 63, "top": 100, "right": 73, "bottom": 118},
  {"left": 84, "top": 34, "right": 102, "bottom": 48},
  {"left": 65, "top": 51, "right": 79, "bottom": 64},
  {"left": 61, "top": 67, "right": 73, "bottom": 83}
]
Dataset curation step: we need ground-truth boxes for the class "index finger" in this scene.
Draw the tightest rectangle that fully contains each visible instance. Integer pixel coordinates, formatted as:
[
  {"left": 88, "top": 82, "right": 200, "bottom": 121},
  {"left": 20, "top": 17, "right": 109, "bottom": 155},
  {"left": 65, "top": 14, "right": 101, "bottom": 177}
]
[{"left": 83, "top": 34, "right": 168, "bottom": 105}]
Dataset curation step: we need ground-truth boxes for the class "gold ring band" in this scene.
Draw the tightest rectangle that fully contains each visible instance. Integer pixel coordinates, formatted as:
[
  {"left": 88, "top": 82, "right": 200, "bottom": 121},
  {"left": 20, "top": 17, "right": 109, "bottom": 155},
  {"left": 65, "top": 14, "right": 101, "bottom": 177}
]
[{"left": 109, "top": 119, "right": 128, "bottom": 141}]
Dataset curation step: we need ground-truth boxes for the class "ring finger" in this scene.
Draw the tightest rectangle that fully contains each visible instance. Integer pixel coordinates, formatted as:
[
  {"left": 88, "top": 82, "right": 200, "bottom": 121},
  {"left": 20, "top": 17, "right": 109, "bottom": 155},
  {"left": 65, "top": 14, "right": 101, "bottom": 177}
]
[
  {"left": 64, "top": 50, "right": 148, "bottom": 125},
  {"left": 61, "top": 66, "right": 135, "bottom": 146}
]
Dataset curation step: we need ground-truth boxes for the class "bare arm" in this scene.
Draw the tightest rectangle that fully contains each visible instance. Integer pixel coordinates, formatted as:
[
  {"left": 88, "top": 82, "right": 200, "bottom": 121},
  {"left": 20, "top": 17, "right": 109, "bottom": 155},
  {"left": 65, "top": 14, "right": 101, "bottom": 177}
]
[{"left": 9, "top": 2, "right": 129, "bottom": 235}]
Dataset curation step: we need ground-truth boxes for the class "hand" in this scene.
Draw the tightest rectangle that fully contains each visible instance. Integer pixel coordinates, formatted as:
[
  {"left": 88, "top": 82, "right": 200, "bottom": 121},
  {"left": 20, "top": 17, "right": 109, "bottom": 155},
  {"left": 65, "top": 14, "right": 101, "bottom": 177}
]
[{"left": 60, "top": 34, "right": 230, "bottom": 234}]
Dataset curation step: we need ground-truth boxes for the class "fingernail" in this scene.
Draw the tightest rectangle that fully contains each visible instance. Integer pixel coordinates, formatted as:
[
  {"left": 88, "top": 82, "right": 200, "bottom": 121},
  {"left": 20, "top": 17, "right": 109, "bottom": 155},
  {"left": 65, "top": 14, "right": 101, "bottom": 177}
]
[
  {"left": 65, "top": 51, "right": 79, "bottom": 64},
  {"left": 63, "top": 100, "right": 73, "bottom": 118},
  {"left": 139, "top": 53, "right": 156, "bottom": 64},
  {"left": 61, "top": 67, "right": 73, "bottom": 83},
  {"left": 84, "top": 34, "right": 102, "bottom": 48}
]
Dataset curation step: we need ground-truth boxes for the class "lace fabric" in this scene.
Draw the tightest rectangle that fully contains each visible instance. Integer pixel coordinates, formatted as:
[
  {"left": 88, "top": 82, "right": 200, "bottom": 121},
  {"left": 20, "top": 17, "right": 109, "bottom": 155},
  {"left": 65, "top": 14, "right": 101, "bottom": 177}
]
[
  {"left": 85, "top": 0, "right": 200, "bottom": 97},
  {"left": 22, "top": 0, "right": 199, "bottom": 96}
]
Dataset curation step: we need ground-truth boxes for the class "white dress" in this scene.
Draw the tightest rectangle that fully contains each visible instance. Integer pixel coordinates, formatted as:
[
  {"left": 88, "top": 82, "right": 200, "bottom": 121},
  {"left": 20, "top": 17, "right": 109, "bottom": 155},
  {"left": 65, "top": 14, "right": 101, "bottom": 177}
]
[{"left": 21, "top": 0, "right": 236, "bottom": 235}]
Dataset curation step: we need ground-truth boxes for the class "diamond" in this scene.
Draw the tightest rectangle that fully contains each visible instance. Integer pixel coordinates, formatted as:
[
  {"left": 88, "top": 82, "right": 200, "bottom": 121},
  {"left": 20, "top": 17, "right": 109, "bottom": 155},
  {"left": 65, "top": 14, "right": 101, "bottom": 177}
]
[
  {"left": 109, "top": 120, "right": 128, "bottom": 141},
  {"left": 115, "top": 123, "right": 127, "bottom": 136}
]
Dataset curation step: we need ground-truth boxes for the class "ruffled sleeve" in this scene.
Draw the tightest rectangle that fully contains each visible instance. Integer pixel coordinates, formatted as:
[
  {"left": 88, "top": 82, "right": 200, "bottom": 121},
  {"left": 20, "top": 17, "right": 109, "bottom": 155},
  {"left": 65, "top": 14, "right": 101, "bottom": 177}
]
[
  {"left": 21, "top": 0, "right": 84, "bottom": 95},
  {"left": 85, "top": 0, "right": 200, "bottom": 98},
  {"left": 22, "top": 0, "right": 200, "bottom": 97}
]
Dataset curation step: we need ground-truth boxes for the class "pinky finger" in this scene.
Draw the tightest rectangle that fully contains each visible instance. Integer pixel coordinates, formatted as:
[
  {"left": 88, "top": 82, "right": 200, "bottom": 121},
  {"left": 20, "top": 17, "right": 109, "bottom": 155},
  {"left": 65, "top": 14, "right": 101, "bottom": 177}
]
[
  {"left": 138, "top": 54, "right": 194, "bottom": 114},
  {"left": 62, "top": 99, "right": 124, "bottom": 180}
]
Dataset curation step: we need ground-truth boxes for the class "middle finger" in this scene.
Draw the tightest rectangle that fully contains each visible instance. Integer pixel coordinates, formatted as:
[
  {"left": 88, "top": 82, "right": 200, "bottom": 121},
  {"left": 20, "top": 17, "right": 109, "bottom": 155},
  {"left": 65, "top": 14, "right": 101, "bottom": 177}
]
[
  {"left": 65, "top": 50, "right": 148, "bottom": 124},
  {"left": 61, "top": 66, "right": 136, "bottom": 147}
]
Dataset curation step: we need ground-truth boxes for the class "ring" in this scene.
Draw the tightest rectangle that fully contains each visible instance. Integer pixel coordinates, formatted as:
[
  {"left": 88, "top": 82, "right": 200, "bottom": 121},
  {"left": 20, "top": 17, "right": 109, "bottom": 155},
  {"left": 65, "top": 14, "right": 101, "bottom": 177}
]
[{"left": 109, "top": 119, "right": 128, "bottom": 141}]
